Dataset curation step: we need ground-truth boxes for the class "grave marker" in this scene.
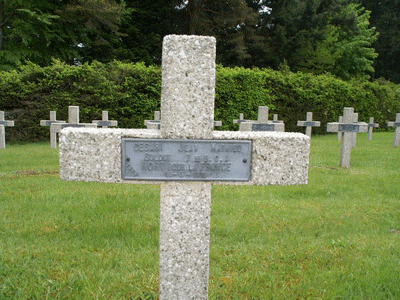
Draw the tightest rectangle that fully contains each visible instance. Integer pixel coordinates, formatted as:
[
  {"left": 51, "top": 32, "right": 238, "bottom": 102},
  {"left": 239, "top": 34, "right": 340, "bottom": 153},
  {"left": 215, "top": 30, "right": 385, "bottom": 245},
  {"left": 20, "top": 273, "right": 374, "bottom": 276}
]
[
  {"left": 239, "top": 106, "right": 285, "bottom": 132},
  {"left": 59, "top": 35, "right": 310, "bottom": 299},
  {"left": 92, "top": 111, "right": 118, "bottom": 128},
  {"left": 0, "top": 111, "right": 14, "bottom": 149},
  {"left": 146, "top": 110, "right": 222, "bottom": 130},
  {"left": 337, "top": 116, "right": 343, "bottom": 141},
  {"left": 52, "top": 106, "right": 97, "bottom": 137},
  {"left": 273, "top": 114, "right": 284, "bottom": 124},
  {"left": 387, "top": 113, "right": 400, "bottom": 147},
  {"left": 351, "top": 112, "right": 359, "bottom": 148},
  {"left": 297, "top": 112, "right": 321, "bottom": 137},
  {"left": 367, "top": 117, "right": 379, "bottom": 141},
  {"left": 233, "top": 113, "right": 253, "bottom": 125},
  {"left": 40, "top": 111, "right": 66, "bottom": 148},
  {"left": 327, "top": 107, "right": 368, "bottom": 168}
]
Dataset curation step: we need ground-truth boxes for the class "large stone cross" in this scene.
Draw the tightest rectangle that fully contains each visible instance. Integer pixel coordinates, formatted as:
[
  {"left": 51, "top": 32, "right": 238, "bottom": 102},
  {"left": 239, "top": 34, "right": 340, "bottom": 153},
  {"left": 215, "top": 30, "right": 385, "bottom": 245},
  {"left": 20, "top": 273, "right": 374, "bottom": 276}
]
[
  {"left": 327, "top": 107, "right": 368, "bottom": 168},
  {"left": 59, "top": 35, "right": 309, "bottom": 299},
  {"left": 297, "top": 112, "right": 321, "bottom": 138},
  {"left": 40, "top": 111, "right": 66, "bottom": 148},
  {"left": 0, "top": 111, "right": 14, "bottom": 149},
  {"left": 387, "top": 113, "right": 400, "bottom": 147}
]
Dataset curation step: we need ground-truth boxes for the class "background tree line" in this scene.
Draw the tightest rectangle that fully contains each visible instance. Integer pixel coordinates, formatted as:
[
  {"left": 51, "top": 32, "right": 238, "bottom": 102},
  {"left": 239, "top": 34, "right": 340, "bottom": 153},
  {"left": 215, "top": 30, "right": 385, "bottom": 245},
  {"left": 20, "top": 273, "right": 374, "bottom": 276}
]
[{"left": 0, "top": 0, "right": 399, "bottom": 82}]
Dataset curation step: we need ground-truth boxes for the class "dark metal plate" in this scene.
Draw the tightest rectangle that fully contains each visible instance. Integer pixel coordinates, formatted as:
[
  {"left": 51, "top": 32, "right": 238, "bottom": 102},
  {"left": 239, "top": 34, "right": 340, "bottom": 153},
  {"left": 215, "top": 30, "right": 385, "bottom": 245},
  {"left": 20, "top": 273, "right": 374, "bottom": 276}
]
[
  {"left": 252, "top": 123, "right": 275, "bottom": 131},
  {"left": 122, "top": 139, "right": 252, "bottom": 181},
  {"left": 339, "top": 124, "right": 360, "bottom": 132},
  {"left": 303, "top": 121, "right": 317, "bottom": 127},
  {"left": 61, "top": 124, "right": 85, "bottom": 129}
]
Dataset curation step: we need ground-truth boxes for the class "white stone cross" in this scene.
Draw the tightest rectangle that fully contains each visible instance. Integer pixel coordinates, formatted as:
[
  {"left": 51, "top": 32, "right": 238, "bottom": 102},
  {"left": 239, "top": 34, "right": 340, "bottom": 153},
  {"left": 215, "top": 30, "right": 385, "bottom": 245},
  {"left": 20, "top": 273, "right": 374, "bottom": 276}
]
[
  {"left": 40, "top": 111, "right": 66, "bottom": 149},
  {"left": 52, "top": 106, "right": 97, "bottom": 139},
  {"left": 0, "top": 111, "right": 14, "bottom": 149},
  {"left": 239, "top": 106, "right": 285, "bottom": 132},
  {"left": 327, "top": 107, "right": 368, "bottom": 168},
  {"left": 273, "top": 113, "right": 284, "bottom": 124},
  {"left": 387, "top": 113, "right": 400, "bottom": 147},
  {"left": 233, "top": 113, "right": 252, "bottom": 125},
  {"left": 92, "top": 111, "right": 118, "bottom": 128},
  {"left": 146, "top": 110, "right": 222, "bottom": 130},
  {"left": 297, "top": 112, "right": 321, "bottom": 137},
  {"left": 351, "top": 112, "right": 359, "bottom": 148},
  {"left": 59, "top": 35, "right": 309, "bottom": 299},
  {"left": 144, "top": 111, "right": 161, "bottom": 130},
  {"left": 368, "top": 117, "right": 379, "bottom": 141},
  {"left": 337, "top": 116, "right": 343, "bottom": 141}
]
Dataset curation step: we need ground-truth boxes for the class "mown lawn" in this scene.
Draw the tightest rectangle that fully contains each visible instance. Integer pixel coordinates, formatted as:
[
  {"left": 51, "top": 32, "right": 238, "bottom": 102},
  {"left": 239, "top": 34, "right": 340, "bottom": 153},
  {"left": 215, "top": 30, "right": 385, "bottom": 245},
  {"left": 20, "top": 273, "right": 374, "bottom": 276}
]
[{"left": 1, "top": 133, "right": 399, "bottom": 299}]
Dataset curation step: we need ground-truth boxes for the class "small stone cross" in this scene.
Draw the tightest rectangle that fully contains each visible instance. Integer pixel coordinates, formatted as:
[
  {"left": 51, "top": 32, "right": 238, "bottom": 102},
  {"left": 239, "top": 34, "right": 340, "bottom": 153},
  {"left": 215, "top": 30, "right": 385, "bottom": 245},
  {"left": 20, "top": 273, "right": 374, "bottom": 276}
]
[
  {"left": 233, "top": 113, "right": 252, "bottom": 125},
  {"left": 367, "top": 117, "right": 379, "bottom": 141},
  {"left": 297, "top": 112, "right": 321, "bottom": 137},
  {"left": 0, "top": 111, "right": 14, "bottom": 149},
  {"left": 327, "top": 107, "right": 368, "bottom": 168},
  {"left": 52, "top": 106, "right": 97, "bottom": 138},
  {"left": 59, "top": 35, "right": 310, "bottom": 299},
  {"left": 387, "top": 113, "right": 400, "bottom": 147},
  {"left": 92, "top": 111, "right": 118, "bottom": 128},
  {"left": 273, "top": 114, "right": 284, "bottom": 124},
  {"left": 40, "top": 111, "right": 66, "bottom": 149},
  {"left": 239, "top": 106, "right": 285, "bottom": 132},
  {"left": 146, "top": 110, "right": 222, "bottom": 130}
]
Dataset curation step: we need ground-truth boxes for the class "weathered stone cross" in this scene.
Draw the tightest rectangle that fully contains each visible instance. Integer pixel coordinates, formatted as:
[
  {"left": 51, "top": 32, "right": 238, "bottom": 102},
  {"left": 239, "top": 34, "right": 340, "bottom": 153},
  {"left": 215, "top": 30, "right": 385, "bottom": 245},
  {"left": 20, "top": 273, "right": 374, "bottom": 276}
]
[
  {"left": 367, "top": 117, "right": 379, "bottom": 141},
  {"left": 297, "top": 112, "right": 321, "bottom": 138},
  {"left": 92, "top": 111, "right": 118, "bottom": 128},
  {"left": 0, "top": 111, "right": 14, "bottom": 149},
  {"left": 239, "top": 106, "right": 284, "bottom": 132},
  {"left": 387, "top": 113, "right": 400, "bottom": 147},
  {"left": 145, "top": 110, "right": 222, "bottom": 130},
  {"left": 59, "top": 35, "right": 309, "bottom": 299},
  {"left": 327, "top": 107, "right": 368, "bottom": 168},
  {"left": 40, "top": 111, "right": 66, "bottom": 148}
]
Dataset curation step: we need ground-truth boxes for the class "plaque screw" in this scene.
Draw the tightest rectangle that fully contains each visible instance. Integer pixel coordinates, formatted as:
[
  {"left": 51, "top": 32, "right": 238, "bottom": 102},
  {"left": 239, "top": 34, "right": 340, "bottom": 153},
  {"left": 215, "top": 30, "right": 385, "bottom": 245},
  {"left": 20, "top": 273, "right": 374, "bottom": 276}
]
[
  {"left": 243, "top": 159, "right": 247, "bottom": 163},
  {"left": 126, "top": 158, "right": 130, "bottom": 162}
]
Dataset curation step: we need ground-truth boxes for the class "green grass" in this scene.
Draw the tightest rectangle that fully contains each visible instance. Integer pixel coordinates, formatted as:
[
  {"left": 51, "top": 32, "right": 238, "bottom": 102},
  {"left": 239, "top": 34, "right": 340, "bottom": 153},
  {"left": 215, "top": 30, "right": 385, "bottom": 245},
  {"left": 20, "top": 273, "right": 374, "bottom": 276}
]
[{"left": 1, "top": 133, "right": 399, "bottom": 299}]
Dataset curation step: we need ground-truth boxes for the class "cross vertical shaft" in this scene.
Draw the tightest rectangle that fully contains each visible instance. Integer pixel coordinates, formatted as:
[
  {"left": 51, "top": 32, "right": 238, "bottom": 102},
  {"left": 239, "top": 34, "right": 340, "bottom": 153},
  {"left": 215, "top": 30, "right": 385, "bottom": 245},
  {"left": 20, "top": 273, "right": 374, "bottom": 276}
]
[{"left": 158, "top": 35, "right": 216, "bottom": 299}]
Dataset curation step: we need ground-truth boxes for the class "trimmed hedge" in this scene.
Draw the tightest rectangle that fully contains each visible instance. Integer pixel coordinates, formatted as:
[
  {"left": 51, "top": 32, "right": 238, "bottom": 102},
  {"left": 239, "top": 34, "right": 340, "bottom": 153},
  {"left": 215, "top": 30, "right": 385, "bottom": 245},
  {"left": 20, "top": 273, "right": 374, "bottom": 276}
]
[{"left": 1, "top": 60, "right": 399, "bottom": 142}]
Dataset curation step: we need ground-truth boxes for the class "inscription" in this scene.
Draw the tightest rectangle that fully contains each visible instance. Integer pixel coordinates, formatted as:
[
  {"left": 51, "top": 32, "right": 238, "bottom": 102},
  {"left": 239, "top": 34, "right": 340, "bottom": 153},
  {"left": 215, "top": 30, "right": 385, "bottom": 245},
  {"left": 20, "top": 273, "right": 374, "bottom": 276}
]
[
  {"left": 61, "top": 124, "right": 85, "bottom": 129},
  {"left": 122, "top": 139, "right": 252, "bottom": 181},
  {"left": 303, "top": 121, "right": 317, "bottom": 127},
  {"left": 97, "top": 121, "right": 112, "bottom": 126},
  {"left": 339, "top": 124, "right": 360, "bottom": 132},
  {"left": 252, "top": 123, "right": 275, "bottom": 131}
]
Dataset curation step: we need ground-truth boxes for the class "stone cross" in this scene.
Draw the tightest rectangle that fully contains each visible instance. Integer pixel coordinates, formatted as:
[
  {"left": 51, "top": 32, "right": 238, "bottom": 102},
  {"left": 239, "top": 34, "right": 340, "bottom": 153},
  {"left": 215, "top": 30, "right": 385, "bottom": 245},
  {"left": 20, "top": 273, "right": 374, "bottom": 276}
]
[
  {"left": 327, "top": 107, "right": 368, "bottom": 168},
  {"left": 144, "top": 111, "right": 161, "bottom": 130},
  {"left": 297, "top": 112, "right": 321, "bottom": 137},
  {"left": 239, "top": 106, "right": 285, "bottom": 132},
  {"left": 146, "top": 110, "right": 222, "bottom": 130},
  {"left": 337, "top": 116, "right": 343, "bottom": 141},
  {"left": 40, "top": 111, "right": 66, "bottom": 149},
  {"left": 0, "top": 111, "right": 14, "bottom": 149},
  {"left": 92, "top": 111, "right": 118, "bottom": 128},
  {"left": 59, "top": 35, "right": 309, "bottom": 299},
  {"left": 273, "top": 114, "right": 283, "bottom": 124},
  {"left": 367, "top": 117, "right": 379, "bottom": 141},
  {"left": 52, "top": 106, "right": 97, "bottom": 137},
  {"left": 233, "top": 113, "right": 252, "bottom": 125},
  {"left": 387, "top": 113, "right": 400, "bottom": 147},
  {"left": 351, "top": 112, "right": 359, "bottom": 148}
]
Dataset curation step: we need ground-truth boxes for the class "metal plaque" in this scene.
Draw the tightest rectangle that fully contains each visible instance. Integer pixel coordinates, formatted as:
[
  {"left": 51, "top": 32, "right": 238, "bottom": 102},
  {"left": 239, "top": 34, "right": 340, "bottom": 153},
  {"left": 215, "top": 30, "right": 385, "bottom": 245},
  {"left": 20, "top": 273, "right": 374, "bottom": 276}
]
[
  {"left": 96, "top": 121, "right": 112, "bottom": 126},
  {"left": 122, "top": 139, "right": 252, "bottom": 181},
  {"left": 394, "top": 122, "right": 400, "bottom": 127},
  {"left": 45, "top": 121, "right": 60, "bottom": 126},
  {"left": 252, "top": 123, "right": 275, "bottom": 131},
  {"left": 339, "top": 124, "right": 360, "bottom": 132},
  {"left": 303, "top": 121, "right": 317, "bottom": 127},
  {"left": 61, "top": 124, "right": 86, "bottom": 129},
  {"left": 368, "top": 123, "right": 379, "bottom": 128}
]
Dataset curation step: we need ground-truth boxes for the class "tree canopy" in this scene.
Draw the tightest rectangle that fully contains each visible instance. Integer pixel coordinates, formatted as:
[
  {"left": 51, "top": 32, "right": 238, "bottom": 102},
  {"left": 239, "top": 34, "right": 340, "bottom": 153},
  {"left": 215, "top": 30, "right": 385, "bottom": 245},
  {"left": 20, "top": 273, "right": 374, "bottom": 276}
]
[{"left": 1, "top": 0, "right": 398, "bottom": 82}]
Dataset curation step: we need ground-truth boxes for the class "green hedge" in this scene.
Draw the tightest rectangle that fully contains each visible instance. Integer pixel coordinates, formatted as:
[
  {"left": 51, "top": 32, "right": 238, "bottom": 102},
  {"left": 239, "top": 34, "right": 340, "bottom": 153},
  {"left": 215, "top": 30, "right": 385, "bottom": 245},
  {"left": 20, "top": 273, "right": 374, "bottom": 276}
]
[{"left": 1, "top": 60, "right": 399, "bottom": 142}]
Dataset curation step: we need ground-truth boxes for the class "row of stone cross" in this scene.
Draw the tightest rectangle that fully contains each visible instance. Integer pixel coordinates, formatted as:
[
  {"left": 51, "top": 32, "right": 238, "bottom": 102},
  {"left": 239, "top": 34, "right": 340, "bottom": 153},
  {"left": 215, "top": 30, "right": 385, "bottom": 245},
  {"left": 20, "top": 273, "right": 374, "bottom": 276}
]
[{"left": 1, "top": 106, "right": 400, "bottom": 151}]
